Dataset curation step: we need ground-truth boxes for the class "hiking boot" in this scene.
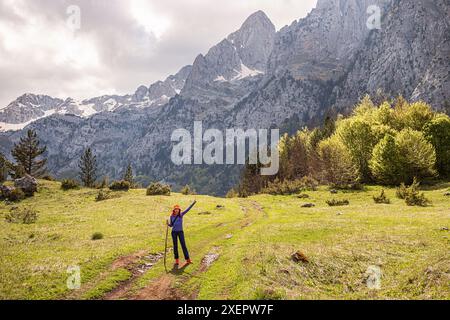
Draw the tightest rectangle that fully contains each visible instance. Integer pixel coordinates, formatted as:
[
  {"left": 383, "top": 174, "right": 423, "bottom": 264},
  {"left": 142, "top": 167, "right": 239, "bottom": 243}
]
[
  {"left": 185, "top": 259, "right": 192, "bottom": 265},
  {"left": 174, "top": 259, "right": 180, "bottom": 266}
]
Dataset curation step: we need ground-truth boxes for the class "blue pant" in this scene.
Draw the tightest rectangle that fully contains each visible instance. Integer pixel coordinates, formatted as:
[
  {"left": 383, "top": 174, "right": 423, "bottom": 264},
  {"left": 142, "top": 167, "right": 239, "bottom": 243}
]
[{"left": 172, "top": 231, "right": 190, "bottom": 260}]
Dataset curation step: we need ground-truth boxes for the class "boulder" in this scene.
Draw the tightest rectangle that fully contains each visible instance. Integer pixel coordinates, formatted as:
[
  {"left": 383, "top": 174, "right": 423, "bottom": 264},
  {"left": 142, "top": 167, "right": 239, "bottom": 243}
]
[
  {"left": 301, "top": 203, "right": 315, "bottom": 208},
  {"left": 0, "top": 185, "right": 15, "bottom": 199},
  {"left": 14, "top": 174, "right": 38, "bottom": 196}
]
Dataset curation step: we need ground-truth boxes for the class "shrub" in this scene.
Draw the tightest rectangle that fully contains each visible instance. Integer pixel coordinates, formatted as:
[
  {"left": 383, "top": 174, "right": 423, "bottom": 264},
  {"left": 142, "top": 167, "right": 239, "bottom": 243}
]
[
  {"left": 42, "top": 174, "right": 55, "bottom": 181},
  {"left": 405, "top": 191, "right": 430, "bottom": 207},
  {"left": 326, "top": 199, "right": 350, "bottom": 206},
  {"left": 5, "top": 208, "right": 38, "bottom": 224},
  {"left": 262, "top": 177, "right": 319, "bottom": 196},
  {"left": 96, "top": 190, "right": 112, "bottom": 202},
  {"left": 146, "top": 182, "right": 171, "bottom": 196},
  {"left": 396, "top": 182, "right": 409, "bottom": 199},
  {"left": 238, "top": 187, "right": 249, "bottom": 198},
  {"left": 261, "top": 179, "right": 303, "bottom": 195},
  {"left": 7, "top": 188, "right": 25, "bottom": 202},
  {"left": 180, "top": 185, "right": 195, "bottom": 195},
  {"left": 109, "top": 180, "right": 130, "bottom": 191},
  {"left": 373, "top": 189, "right": 390, "bottom": 204},
  {"left": 61, "top": 179, "right": 80, "bottom": 191},
  {"left": 396, "top": 178, "right": 431, "bottom": 206},
  {"left": 298, "top": 176, "right": 319, "bottom": 191},
  {"left": 226, "top": 188, "right": 238, "bottom": 198},
  {"left": 99, "top": 176, "right": 109, "bottom": 189},
  {"left": 91, "top": 232, "right": 104, "bottom": 240}
]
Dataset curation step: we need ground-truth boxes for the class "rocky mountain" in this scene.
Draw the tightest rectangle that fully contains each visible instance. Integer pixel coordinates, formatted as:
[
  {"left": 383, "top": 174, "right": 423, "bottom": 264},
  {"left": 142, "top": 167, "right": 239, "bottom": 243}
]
[
  {"left": 0, "top": 65, "right": 192, "bottom": 131},
  {"left": 1, "top": 0, "right": 449, "bottom": 195},
  {"left": 182, "top": 11, "right": 275, "bottom": 102}
]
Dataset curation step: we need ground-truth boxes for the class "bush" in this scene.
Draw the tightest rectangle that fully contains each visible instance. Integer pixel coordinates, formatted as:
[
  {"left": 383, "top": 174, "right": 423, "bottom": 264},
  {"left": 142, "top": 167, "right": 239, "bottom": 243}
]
[
  {"left": 262, "top": 177, "right": 318, "bottom": 195},
  {"left": 5, "top": 208, "right": 38, "bottom": 224},
  {"left": 7, "top": 188, "right": 25, "bottom": 202},
  {"left": 42, "top": 174, "right": 55, "bottom": 181},
  {"left": 226, "top": 188, "right": 238, "bottom": 198},
  {"left": 109, "top": 180, "right": 130, "bottom": 191},
  {"left": 373, "top": 189, "right": 390, "bottom": 204},
  {"left": 91, "top": 232, "right": 104, "bottom": 240},
  {"left": 96, "top": 190, "right": 112, "bottom": 202},
  {"left": 405, "top": 191, "right": 430, "bottom": 207},
  {"left": 146, "top": 182, "right": 171, "bottom": 196},
  {"left": 61, "top": 179, "right": 80, "bottom": 191},
  {"left": 99, "top": 176, "right": 109, "bottom": 189},
  {"left": 396, "top": 182, "right": 408, "bottom": 199},
  {"left": 326, "top": 199, "right": 350, "bottom": 206},
  {"left": 298, "top": 176, "right": 319, "bottom": 191},
  {"left": 180, "top": 185, "right": 195, "bottom": 195},
  {"left": 396, "top": 178, "right": 431, "bottom": 206}
]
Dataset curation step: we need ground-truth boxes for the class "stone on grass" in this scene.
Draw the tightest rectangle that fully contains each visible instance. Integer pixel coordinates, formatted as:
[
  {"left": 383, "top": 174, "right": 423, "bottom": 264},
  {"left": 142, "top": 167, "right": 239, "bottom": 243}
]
[
  {"left": 301, "top": 203, "right": 315, "bottom": 208},
  {"left": 0, "top": 185, "right": 15, "bottom": 198},
  {"left": 14, "top": 174, "right": 38, "bottom": 196}
]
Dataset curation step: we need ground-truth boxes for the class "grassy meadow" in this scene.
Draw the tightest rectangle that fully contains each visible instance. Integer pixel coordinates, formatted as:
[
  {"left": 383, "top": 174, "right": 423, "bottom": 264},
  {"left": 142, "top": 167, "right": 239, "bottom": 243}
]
[{"left": 0, "top": 180, "right": 449, "bottom": 300}]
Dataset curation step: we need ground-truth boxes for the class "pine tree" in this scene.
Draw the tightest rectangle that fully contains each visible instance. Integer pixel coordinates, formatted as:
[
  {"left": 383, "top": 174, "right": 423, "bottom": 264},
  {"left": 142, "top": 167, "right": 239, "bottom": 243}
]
[
  {"left": 0, "top": 152, "right": 12, "bottom": 182},
  {"left": 11, "top": 129, "right": 47, "bottom": 177},
  {"left": 123, "top": 164, "right": 134, "bottom": 187},
  {"left": 78, "top": 148, "right": 97, "bottom": 187}
]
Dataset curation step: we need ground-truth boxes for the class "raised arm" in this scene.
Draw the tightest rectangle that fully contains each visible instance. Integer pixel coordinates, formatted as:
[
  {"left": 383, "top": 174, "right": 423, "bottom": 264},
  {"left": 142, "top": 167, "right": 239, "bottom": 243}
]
[{"left": 181, "top": 200, "right": 197, "bottom": 216}]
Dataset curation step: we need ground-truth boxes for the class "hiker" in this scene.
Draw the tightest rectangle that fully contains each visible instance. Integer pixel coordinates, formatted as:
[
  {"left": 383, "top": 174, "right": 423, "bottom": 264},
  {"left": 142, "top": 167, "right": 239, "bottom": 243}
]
[{"left": 167, "top": 200, "right": 197, "bottom": 267}]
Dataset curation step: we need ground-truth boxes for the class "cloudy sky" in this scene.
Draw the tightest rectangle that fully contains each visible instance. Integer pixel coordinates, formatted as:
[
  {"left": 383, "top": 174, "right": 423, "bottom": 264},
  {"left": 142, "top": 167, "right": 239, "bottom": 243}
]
[{"left": 0, "top": 0, "right": 317, "bottom": 107}]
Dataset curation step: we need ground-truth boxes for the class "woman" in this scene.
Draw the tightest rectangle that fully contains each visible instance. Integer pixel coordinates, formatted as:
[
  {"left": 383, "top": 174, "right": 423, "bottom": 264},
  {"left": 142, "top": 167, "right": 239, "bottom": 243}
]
[{"left": 168, "top": 200, "right": 196, "bottom": 267}]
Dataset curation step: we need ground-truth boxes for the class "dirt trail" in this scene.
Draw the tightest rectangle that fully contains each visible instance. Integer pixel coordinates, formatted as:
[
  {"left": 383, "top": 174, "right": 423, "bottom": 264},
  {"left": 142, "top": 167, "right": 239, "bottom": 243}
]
[
  {"left": 103, "top": 251, "right": 164, "bottom": 300},
  {"left": 132, "top": 274, "right": 188, "bottom": 300},
  {"left": 103, "top": 199, "right": 264, "bottom": 300}
]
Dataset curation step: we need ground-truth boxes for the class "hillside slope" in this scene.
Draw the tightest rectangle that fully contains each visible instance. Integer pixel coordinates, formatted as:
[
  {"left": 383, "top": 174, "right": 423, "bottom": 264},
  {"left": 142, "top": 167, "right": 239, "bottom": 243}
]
[
  {"left": 0, "top": 181, "right": 449, "bottom": 300},
  {"left": 1, "top": 0, "right": 449, "bottom": 195}
]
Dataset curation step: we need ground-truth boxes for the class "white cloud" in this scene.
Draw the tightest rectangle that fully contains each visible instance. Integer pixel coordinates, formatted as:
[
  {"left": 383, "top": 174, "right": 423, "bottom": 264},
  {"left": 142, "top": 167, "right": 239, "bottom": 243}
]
[
  {"left": 0, "top": 0, "right": 318, "bottom": 107},
  {"left": 129, "top": 0, "right": 171, "bottom": 39}
]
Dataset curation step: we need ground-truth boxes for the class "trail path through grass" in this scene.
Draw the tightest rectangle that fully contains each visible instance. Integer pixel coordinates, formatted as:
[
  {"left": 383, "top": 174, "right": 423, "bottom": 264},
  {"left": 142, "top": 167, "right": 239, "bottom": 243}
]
[{"left": 101, "top": 199, "right": 265, "bottom": 300}]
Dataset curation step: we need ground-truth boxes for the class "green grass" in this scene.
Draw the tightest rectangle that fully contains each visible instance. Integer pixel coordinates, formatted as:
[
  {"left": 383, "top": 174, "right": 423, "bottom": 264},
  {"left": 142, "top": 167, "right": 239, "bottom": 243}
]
[{"left": 0, "top": 181, "right": 449, "bottom": 300}]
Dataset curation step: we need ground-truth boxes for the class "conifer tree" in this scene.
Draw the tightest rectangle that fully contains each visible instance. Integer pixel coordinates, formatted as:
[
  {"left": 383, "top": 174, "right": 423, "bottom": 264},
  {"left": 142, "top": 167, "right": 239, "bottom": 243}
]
[
  {"left": 11, "top": 129, "right": 47, "bottom": 177},
  {"left": 0, "top": 152, "right": 12, "bottom": 182},
  {"left": 123, "top": 163, "right": 134, "bottom": 187},
  {"left": 78, "top": 148, "right": 97, "bottom": 187}
]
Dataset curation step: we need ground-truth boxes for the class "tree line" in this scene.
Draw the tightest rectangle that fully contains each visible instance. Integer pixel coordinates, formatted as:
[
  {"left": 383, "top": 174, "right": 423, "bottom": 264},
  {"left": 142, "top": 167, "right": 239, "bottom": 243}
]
[
  {"left": 0, "top": 131, "right": 136, "bottom": 188},
  {"left": 238, "top": 96, "right": 450, "bottom": 195}
]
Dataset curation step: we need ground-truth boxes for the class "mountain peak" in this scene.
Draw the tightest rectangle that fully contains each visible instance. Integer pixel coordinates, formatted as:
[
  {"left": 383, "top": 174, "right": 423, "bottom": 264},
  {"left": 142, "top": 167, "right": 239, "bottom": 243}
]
[{"left": 241, "top": 10, "right": 274, "bottom": 31}]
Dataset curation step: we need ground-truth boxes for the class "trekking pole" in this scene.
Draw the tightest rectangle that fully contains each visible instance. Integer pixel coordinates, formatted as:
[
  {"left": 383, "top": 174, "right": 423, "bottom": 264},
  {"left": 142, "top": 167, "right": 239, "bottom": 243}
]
[{"left": 163, "top": 220, "right": 169, "bottom": 273}]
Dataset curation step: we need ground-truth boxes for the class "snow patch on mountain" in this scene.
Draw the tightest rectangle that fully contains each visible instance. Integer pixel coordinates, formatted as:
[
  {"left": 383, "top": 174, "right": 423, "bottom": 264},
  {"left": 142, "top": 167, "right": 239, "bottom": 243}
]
[{"left": 232, "top": 63, "right": 264, "bottom": 81}]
